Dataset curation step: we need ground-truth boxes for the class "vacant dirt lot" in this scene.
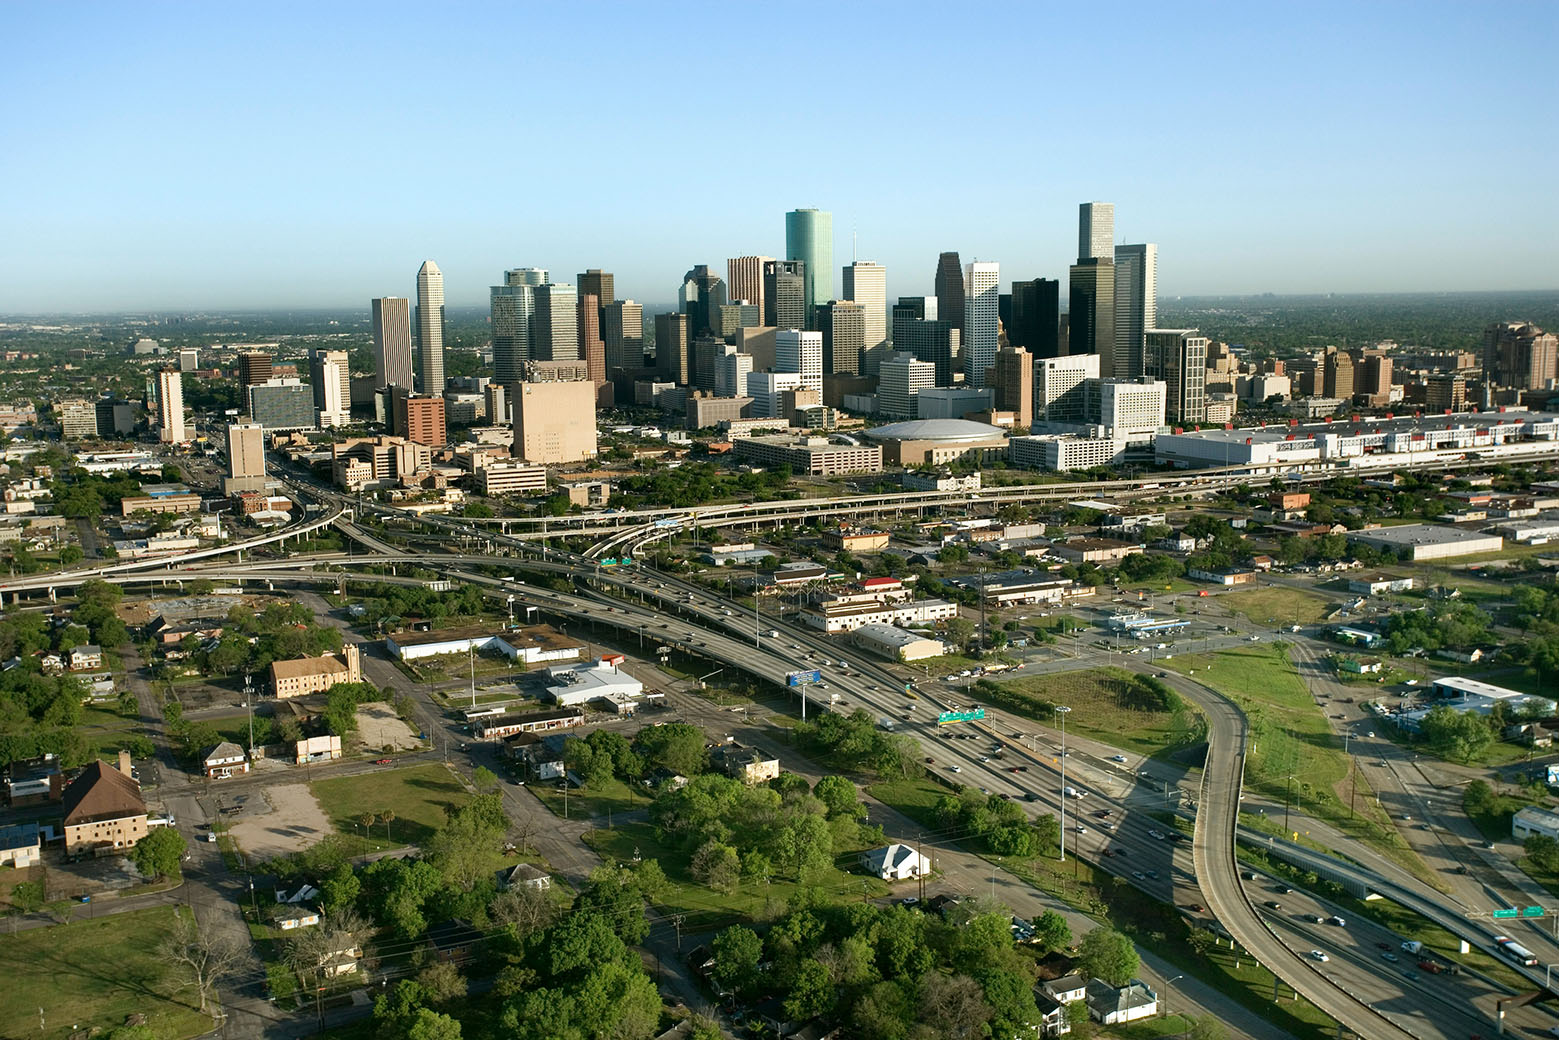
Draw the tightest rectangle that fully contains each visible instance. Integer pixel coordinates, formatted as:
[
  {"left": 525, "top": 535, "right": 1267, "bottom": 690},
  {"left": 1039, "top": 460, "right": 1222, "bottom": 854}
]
[
  {"left": 356, "top": 702, "right": 422, "bottom": 752},
  {"left": 228, "top": 783, "right": 333, "bottom": 858}
]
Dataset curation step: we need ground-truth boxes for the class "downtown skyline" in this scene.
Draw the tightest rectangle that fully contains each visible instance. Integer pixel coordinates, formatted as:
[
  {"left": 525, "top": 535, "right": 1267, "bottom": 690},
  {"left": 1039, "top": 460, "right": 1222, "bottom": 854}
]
[{"left": 3, "top": 1, "right": 1556, "bottom": 312}]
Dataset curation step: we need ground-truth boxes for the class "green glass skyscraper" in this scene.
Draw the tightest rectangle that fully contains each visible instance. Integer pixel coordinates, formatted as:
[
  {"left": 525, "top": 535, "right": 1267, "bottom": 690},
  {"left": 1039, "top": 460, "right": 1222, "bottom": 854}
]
[{"left": 784, "top": 208, "right": 833, "bottom": 327}]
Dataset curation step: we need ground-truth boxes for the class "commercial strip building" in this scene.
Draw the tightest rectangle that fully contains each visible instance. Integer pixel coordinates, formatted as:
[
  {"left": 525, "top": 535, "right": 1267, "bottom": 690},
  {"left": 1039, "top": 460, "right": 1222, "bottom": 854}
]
[
  {"left": 1396, "top": 676, "right": 1557, "bottom": 730},
  {"left": 472, "top": 708, "right": 586, "bottom": 742},
  {"left": 803, "top": 597, "right": 959, "bottom": 634},
  {"left": 544, "top": 657, "right": 644, "bottom": 713},
  {"left": 1513, "top": 806, "right": 1559, "bottom": 842},
  {"left": 1345, "top": 524, "right": 1502, "bottom": 561},
  {"left": 846, "top": 623, "right": 946, "bottom": 662},
  {"left": 385, "top": 626, "right": 583, "bottom": 665}
]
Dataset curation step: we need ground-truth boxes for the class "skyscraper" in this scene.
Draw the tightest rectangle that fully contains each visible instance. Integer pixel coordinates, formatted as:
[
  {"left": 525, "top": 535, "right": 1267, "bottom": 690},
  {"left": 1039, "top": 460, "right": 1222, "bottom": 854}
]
[
  {"left": 763, "top": 259, "right": 806, "bottom": 331},
  {"left": 224, "top": 421, "right": 267, "bottom": 494},
  {"left": 1485, "top": 321, "right": 1558, "bottom": 390},
  {"left": 841, "top": 261, "right": 887, "bottom": 350},
  {"left": 990, "top": 346, "right": 1034, "bottom": 427},
  {"left": 1113, "top": 244, "right": 1157, "bottom": 379},
  {"left": 655, "top": 312, "right": 691, "bottom": 385},
  {"left": 237, "top": 351, "right": 274, "bottom": 391},
  {"left": 370, "top": 298, "right": 413, "bottom": 389},
  {"left": 1144, "top": 329, "right": 1208, "bottom": 424},
  {"left": 817, "top": 300, "right": 866, "bottom": 375},
  {"left": 776, "top": 329, "right": 823, "bottom": 393},
  {"left": 1009, "top": 279, "right": 1060, "bottom": 358},
  {"left": 578, "top": 293, "right": 606, "bottom": 386},
  {"left": 311, "top": 349, "right": 352, "bottom": 428},
  {"left": 892, "top": 296, "right": 936, "bottom": 343},
  {"left": 602, "top": 301, "right": 644, "bottom": 372},
  {"left": 963, "top": 262, "right": 1000, "bottom": 389},
  {"left": 415, "top": 260, "right": 445, "bottom": 395},
  {"left": 785, "top": 208, "right": 833, "bottom": 324},
  {"left": 727, "top": 256, "right": 771, "bottom": 323},
  {"left": 155, "top": 369, "right": 185, "bottom": 443},
  {"left": 933, "top": 253, "right": 964, "bottom": 339},
  {"left": 1034, "top": 354, "right": 1101, "bottom": 423},
  {"left": 878, "top": 352, "right": 936, "bottom": 418},
  {"left": 898, "top": 319, "right": 957, "bottom": 387},
  {"left": 1069, "top": 259, "right": 1116, "bottom": 375},
  {"left": 577, "top": 269, "right": 614, "bottom": 315},
  {"left": 491, "top": 268, "right": 547, "bottom": 385},
  {"left": 533, "top": 283, "right": 580, "bottom": 361},
  {"left": 680, "top": 265, "right": 727, "bottom": 337},
  {"left": 248, "top": 378, "right": 316, "bottom": 431},
  {"left": 1078, "top": 202, "right": 1115, "bottom": 261}
]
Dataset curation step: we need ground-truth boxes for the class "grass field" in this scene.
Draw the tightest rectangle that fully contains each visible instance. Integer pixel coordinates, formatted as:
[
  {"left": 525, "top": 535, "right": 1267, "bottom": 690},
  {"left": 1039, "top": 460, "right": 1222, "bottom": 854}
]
[
  {"left": 310, "top": 762, "right": 470, "bottom": 850},
  {"left": 79, "top": 702, "right": 147, "bottom": 761},
  {"left": 979, "top": 667, "right": 1204, "bottom": 760},
  {"left": 1160, "top": 643, "right": 1427, "bottom": 876},
  {"left": 531, "top": 777, "right": 651, "bottom": 822},
  {"left": 0, "top": 906, "right": 212, "bottom": 1039},
  {"left": 1223, "top": 586, "right": 1334, "bottom": 626}
]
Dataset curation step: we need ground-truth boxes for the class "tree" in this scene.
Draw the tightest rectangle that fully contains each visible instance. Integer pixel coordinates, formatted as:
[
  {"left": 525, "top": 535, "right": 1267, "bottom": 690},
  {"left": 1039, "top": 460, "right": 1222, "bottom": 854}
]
[
  {"left": 813, "top": 775, "right": 867, "bottom": 821},
  {"left": 1418, "top": 704, "right": 1493, "bottom": 763},
  {"left": 1032, "top": 910, "right": 1072, "bottom": 953},
  {"left": 1527, "top": 833, "right": 1559, "bottom": 872},
  {"left": 711, "top": 924, "right": 763, "bottom": 994},
  {"left": 918, "top": 972, "right": 992, "bottom": 1040},
  {"left": 490, "top": 884, "right": 560, "bottom": 939},
  {"left": 1077, "top": 926, "right": 1139, "bottom": 987},
  {"left": 852, "top": 980, "right": 912, "bottom": 1040},
  {"left": 10, "top": 879, "right": 44, "bottom": 914},
  {"left": 321, "top": 861, "right": 361, "bottom": 916},
  {"left": 406, "top": 1009, "right": 463, "bottom": 1040},
  {"left": 773, "top": 812, "right": 834, "bottom": 880},
  {"left": 473, "top": 765, "right": 500, "bottom": 794},
  {"left": 380, "top": 810, "right": 396, "bottom": 842},
  {"left": 690, "top": 839, "right": 741, "bottom": 894},
  {"left": 426, "top": 798, "right": 507, "bottom": 890},
  {"left": 785, "top": 958, "right": 835, "bottom": 1022},
  {"left": 944, "top": 616, "right": 976, "bottom": 649},
  {"left": 634, "top": 722, "right": 708, "bottom": 776},
  {"left": 131, "top": 827, "right": 186, "bottom": 880},
  {"left": 161, "top": 906, "right": 247, "bottom": 1014},
  {"left": 416, "top": 961, "right": 468, "bottom": 1005}
]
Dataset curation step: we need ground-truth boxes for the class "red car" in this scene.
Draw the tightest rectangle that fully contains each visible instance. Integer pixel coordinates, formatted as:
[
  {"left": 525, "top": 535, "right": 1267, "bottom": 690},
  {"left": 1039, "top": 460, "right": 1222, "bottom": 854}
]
[{"left": 375, "top": 758, "right": 393, "bottom": 765}]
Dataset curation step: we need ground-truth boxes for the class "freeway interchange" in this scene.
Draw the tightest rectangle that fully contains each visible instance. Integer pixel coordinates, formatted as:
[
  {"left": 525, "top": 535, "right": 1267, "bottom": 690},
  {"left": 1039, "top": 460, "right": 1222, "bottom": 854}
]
[{"left": 11, "top": 471, "right": 1559, "bottom": 1040}]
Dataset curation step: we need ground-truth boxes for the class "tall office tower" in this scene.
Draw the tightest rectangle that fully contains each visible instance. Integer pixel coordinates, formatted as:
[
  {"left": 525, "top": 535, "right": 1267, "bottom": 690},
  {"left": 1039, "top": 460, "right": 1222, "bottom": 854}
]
[
  {"left": 680, "top": 265, "right": 727, "bottom": 337},
  {"left": 95, "top": 398, "right": 135, "bottom": 437},
  {"left": 248, "top": 378, "right": 316, "bottom": 431},
  {"left": 532, "top": 283, "right": 580, "bottom": 361},
  {"left": 897, "top": 319, "right": 958, "bottom": 387},
  {"left": 1035, "top": 354, "right": 1101, "bottom": 423},
  {"left": 1078, "top": 202, "right": 1115, "bottom": 261},
  {"left": 717, "top": 302, "right": 761, "bottom": 340},
  {"left": 715, "top": 346, "right": 753, "bottom": 398},
  {"left": 578, "top": 293, "right": 606, "bottom": 386},
  {"left": 776, "top": 329, "right": 824, "bottom": 393},
  {"left": 1143, "top": 329, "right": 1208, "bottom": 424},
  {"left": 512, "top": 380, "right": 598, "bottom": 464},
  {"left": 237, "top": 351, "right": 273, "bottom": 390},
  {"left": 178, "top": 349, "right": 199, "bottom": 372},
  {"left": 491, "top": 269, "right": 547, "bottom": 385},
  {"left": 1112, "top": 244, "right": 1157, "bottom": 378},
  {"left": 817, "top": 300, "right": 866, "bottom": 375},
  {"left": 744, "top": 371, "right": 805, "bottom": 419},
  {"left": 727, "top": 256, "right": 770, "bottom": 324},
  {"left": 878, "top": 352, "right": 937, "bottom": 418},
  {"left": 1485, "top": 321, "right": 1558, "bottom": 390},
  {"left": 370, "top": 298, "right": 414, "bottom": 389},
  {"left": 762, "top": 259, "right": 806, "bottom": 331},
  {"left": 934, "top": 253, "right": 965, "bottom": 338},
  {"left": 1008, "top": 279, "right": 1061, "bottom": 358},
  {"left": 963, "top": 262, "right": 1000, "bottom": 388},
  {"left": 57, "top": 399, "right": 97, "bottom": 439},
  {"left": 990, "top": 345, "right": 1034, "bottom": 427},
  {"left": 602, "top": 300, "right": 644, "bottom": 372},
  {"left": 483, "top": 383, "right": 507, "bottom": 425},
  {"left": 891, "top": 296, "right": 936, "bottom": 343},
  {"left": 655, "top": 312, "right": 691, "bottom": 385},
  {"left": 1356, "top": 349, "right": 1393, "bottom": 406},
  {"left": 415, "top": 260, "right": 445, "bottom": 395},
  {"left": 1068, "top": 259, "right": 1116, "bottom": 375},
  {"left": 1426, "top": 373, "right": 1467, "bottom": 412},
  {"left": 691, "top": 336, "right": 725, "bottom": 392},
  {"left": 1323, "top": 349, "right": 1355, "bottom": 401},
  {"left": 311, "top": 349, "right": 352, "bottom": 428},
  {"left": 155, "top": 369, "right": 185, "bottom": 443},
  {"left": 223, "top": 421, "right": 267, "bottom": 493},
  {"left": 841, "top": 261, "right": 888, "bottom": 349},
  {"left": 785, "top": 208, "right": 833, "bottom": 325},
  {"left": 576, "top": 269, "right": 614, "bottom": 319},
  {"left": 391, "top": 387, "right": 448, "bottom": 446}
]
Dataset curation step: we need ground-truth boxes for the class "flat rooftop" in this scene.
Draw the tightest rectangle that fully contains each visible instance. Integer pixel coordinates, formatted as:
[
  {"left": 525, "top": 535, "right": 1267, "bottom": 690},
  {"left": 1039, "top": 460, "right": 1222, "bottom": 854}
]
[
  {"left": 1346, "top": 524, "right": 1500, "bottom": 547},
  {"left": 1160, "top": 409, "right": 1559, "bottom": 446},
  {"left": 388, "top": 625, "right": 579, "bottom": 651}
]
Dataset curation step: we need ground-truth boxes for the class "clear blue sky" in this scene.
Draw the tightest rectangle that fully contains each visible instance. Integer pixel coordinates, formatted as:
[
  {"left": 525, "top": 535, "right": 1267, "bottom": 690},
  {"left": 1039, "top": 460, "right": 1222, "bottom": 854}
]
[{"left": 3, "top": 1, "right": 1555, "bottom": 312}]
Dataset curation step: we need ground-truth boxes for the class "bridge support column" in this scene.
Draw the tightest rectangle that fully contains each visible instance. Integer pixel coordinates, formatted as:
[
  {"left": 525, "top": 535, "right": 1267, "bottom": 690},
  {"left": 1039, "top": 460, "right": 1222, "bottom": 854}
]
[{"left": 48, "top": 586, "right": 56, "bottom": 603}]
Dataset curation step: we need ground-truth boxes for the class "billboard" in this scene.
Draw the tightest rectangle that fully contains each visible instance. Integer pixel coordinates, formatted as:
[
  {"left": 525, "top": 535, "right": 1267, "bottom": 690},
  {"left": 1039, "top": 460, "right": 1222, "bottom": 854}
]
[
  {"left": 937, "top": 708, "right": 986, "bottom": 725},
  {"left": 787, "top": 669, "right": 823, "bottom": 687}
]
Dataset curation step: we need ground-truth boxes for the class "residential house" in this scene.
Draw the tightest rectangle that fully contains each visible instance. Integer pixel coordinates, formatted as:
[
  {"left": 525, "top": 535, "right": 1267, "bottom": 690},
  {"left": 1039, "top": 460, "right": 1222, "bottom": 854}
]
[
  {"left": 62, "top": 757, "right": 148, "bottom": 856},
  {"left": 320, "top": 943, "right": 365, "bottom": 978},
  {"left": 68, "top": 645, "right": 103, "bottom": 671},
  {"left": 275, "top": 883, "right": 322, "bottom": 904},
  {"left": 201, "top": 742, "right": 249, "bottom": 779},
  {"left": 1084, "top": 978, "right": 1158, "bottom": 1024},
  {"left": 1041, "top": 976, "right": 1088, "bottom": 1007},
  {"left": 272, "top": 905, "right": 322, "bottom": 930},
  {"left": 502, "top": 863, "right": 552, "bottom": 891},
  {"left": 0, "top": 822, "right": 42, "bottom": 867},
  {"left": 1348, "top": 573, "right": 1415, "bottom": 596},
  {"left": 859, "top": 843, "right": 931, "bottom": 880},
  {"left": 1034, "top": 991, "right": 1071, "bottom": 1037},
  {"left": 424, "top": 919, "right": 483, "bottom": 965}
]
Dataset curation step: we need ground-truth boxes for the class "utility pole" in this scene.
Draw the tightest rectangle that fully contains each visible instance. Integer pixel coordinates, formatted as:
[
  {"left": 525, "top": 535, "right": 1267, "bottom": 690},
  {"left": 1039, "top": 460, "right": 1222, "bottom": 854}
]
[
  {"left": 1056, "top": 705, "right": 1071, "bottom": 861},
  {"left": 469, "top": 644, "right": 477, "bottom": 709},
  {"left": 244, "top": 675, "right": 254, "bottom": 756}
]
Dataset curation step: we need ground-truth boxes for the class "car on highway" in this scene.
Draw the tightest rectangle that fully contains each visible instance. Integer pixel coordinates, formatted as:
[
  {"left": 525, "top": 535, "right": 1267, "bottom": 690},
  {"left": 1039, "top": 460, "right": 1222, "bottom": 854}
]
[
  {"left": 1075, "top": 825, "right": 1087, "bottom": 834},
  {"left": 949, "top": 765, "right": 961, "bottom": 773},
  {"left": 1131, "top": 871, "right": 1145, "bottom": 880},
  {"left": 1111, "top": 754, "right": 1127, "bottom": 763},
  {"left": 979, "top": 755, "right": 990, "bottom": 762},
  {"left": 1145, "top": 869, "right": 1159, "bottom": 880},
  {"left": 1092, "top": 809, "right": 1112, "bottom": 818},
  {"left": 375, "top": 758, "right": 393, "bottom": 765},
  {"left": 1381, "top": 951, "right": 1398, "bottom": 962},
  {"left": 1328, "top": 916, "right": 1346, "bottom": 927},
  {"left": 1185, "top": 903, "right": 1204, "bottom": 912},
  {"left": 925, "top": 757, "right": 935, "bottom": 764},
  {"left": 1309, "top": 950, "right": 1329, "bottom": 962},
  {"left": 1265, "top": 901, "right": 1282, "bottom": 909},
  {"left": 1148, "top": 829, "right": 1166, "bottom": 840}
]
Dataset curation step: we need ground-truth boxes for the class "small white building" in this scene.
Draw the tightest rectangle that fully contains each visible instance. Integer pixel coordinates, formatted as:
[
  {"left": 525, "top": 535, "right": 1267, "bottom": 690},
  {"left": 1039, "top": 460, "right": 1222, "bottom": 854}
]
[
  {"left": 201, "top": 741, "right": 249, "bottom": 779},
  {"left": 1042, "top": 976, "right": 1088, "bottom": 1006},
  {"left": 1513, "top": 806, "right": 1559, "bottom": 842},
  {"left": 1085, "top": 978, "right": 1158, "bottom": 1024},
  {"left": 1347, "top": 574, "right": 1415, "bottom": 596},
  {"left": 859, "top": 843, "right": 931, "bottom": 880},
  {"left": 294, "top": 734, "right": 342, "bottom": 764},
  {"left": 847, "top": 623, "right": 946, "bottom": 662},
  {"left": 545, "top": 658, "right": 644, "bottom": 710},
  {"left": 0, "top": 822, "right": 41, "bottom": 868}
]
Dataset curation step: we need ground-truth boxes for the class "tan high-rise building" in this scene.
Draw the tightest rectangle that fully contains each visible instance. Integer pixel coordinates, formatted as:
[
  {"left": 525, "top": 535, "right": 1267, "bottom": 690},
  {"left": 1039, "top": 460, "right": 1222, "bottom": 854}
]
[
  {"left": 155, "top": 369, "right": 185, "bottom": 443},
  {"left": 416, "top": 260, "right": 445, "bottom": 395},
  {"left": 1356, "top": 348, "right": 1394, "bottom": 406},
  {"left": 577, "top": 269, "right": 614, "bottom": 311},
  {"left": 988, "top": 345, "right": 1034, "bottom": 427},
  {"left": 371, "top": 297, "right": 414, "bottom": 389},
  {"left": 391, "top": 387, "right": 447, "bottom": 446},
  {"left": 1323, "top": 349, "right": 1355, "bottom": 401},
  {"left": 224, "top": 421, "right": 267, "bottom": 493},
  {"left": 841, "top": 261, "right": 888, "bottom": 350},
  {"left": 1425, "top": 373, "right": 1467, "bottom": 412},
  {"left": 513, "top": 380, "right": 597, "bottom": 464},
  {"left": 656, "top": 312, "right": 691, "bottom": 385},
  {"left": 1485, "top": 321, "right": 1558, "bottom": 390},
  {"left": 578, "top": 293, "right": 606, "bottom": 386},
  {"left": 727, "top": 256, "right": 771, "bottom": 325},
  {"left": 237, "top": 352, "right": 273, "bottom": 390},
  {"left": 602, "top": 300, "right": 644, "bottom": 373},
  {"left": 311, "top": 349, "right": 352, "bottom": 428}
]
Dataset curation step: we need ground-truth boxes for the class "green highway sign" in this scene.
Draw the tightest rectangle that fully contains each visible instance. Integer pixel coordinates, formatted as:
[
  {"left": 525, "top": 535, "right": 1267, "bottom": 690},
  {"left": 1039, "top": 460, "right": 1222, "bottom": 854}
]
[
  {"left": 938, "top": 708, "right": 986, "bottom": 726},
  {"left": 1493, "top": 908, "right": 1519, "bottom": 919},
  {"left": 1523, "top": 906, "right": 1545, "bottom": 918}
]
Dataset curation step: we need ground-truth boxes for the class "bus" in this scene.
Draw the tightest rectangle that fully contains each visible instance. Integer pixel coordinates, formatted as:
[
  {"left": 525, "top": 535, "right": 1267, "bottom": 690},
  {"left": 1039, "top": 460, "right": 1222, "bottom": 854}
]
[{"left": 1493, "top": 936, "right": 1538, "bottom": 967}]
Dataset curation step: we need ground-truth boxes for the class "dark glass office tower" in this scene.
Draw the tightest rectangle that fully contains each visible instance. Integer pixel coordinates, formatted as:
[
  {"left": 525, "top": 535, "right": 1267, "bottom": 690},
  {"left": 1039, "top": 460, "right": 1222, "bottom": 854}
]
[
  {"left": 933, "top": 252, "right": 964, "bottom": 339},
  {"left": 1009, "top": 278, "right": 1061, "bottom": 357},
  {"left": 1068, "top": 259, "right": 1115, "bottom": 376},
  {"left": 762, "top": 259, "right": 806, "bottom": 331}
]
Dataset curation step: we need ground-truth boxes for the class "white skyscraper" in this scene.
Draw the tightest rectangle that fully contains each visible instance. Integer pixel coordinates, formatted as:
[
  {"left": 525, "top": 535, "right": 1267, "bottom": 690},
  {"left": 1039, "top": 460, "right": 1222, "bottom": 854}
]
[
  {"left": 1035, "top": 354, "right": 1102, "bottom": 423},
  {"left": 311, "top": 349, "right": 351, "bottom": 428},
  {"left": 416, "top": 259, "right": 445, "bottom": 396},
  {"left": 155, "top": 369, "right": 185, "bottom": 443},
  {"left": 371, "top": 297, "right": 414, "bottom": 389},
  {"left": 878, "top": 351, "right": 936, "bottom": 418},
  {"left": 1078, "top": 202, "right": 1115, "bottom": 261},
  {"left": 842, "top": 261, "right": 888, "bottom": 350},
  {"left": 1113, "top": 244, "right": 1157, "bottom": 380},
  {"left": 715, "top": 346, "right": 754, "bottom": 399},
  {"left": 963, "top": 262, "right": 1000, "bottom": 389},
  {"left": 776, "top": 329, "right": 823, "bottom": 393},
  {"left": 745, "top": 370, "right": 804, "bottom": 419}
]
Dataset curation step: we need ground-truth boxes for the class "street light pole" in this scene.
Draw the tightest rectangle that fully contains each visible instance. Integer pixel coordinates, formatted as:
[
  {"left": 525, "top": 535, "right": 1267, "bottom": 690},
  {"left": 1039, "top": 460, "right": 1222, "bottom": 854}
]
[
  {"left": 1163, "top": 974, "right": 1184, "bottom": 1019},
  {"left": 1284, "top": 773, "right": 1297, "bottom": 833},
  {"left": 1056, "top": 705, "right": 1072, "bottom": 862}
]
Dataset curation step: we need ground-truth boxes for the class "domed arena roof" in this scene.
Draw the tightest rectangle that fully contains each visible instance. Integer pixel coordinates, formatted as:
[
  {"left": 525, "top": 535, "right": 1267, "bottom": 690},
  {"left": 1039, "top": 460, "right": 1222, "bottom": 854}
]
[{"left": 863, "top": 419, "right": 1008, "bottom": 443}]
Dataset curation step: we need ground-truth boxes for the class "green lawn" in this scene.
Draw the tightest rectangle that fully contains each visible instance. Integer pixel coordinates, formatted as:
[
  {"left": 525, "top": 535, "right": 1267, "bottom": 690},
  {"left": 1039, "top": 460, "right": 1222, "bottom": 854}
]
[
  {"left": 979, "top": 667, "right": 1204, "bottom": 760},
  {"left": 530, "top": 777, "right": 651, "bottom": 822},
  {"left": 79, "top": 702, "right": 148, "bottom": 761},
  {"left": 0, "top": 905, "right": 212, "bottom": 1039},
  {"left": 1222, "top": 585, "right": 1334, "bottom": 626},
  {"left": 310, "top": 762, "right": 470, "bottom": 851},
  {"left": 1159, "top": 643, "right": 1431, "bottom": 879}
]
